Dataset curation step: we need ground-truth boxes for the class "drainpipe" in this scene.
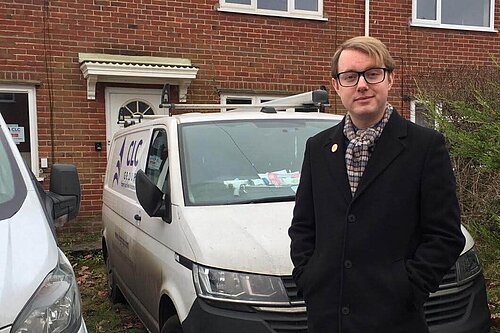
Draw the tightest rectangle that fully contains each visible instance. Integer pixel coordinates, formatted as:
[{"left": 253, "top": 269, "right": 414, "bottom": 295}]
[{"left": 365, "top": 0, "right": 370, "bottom": 36}]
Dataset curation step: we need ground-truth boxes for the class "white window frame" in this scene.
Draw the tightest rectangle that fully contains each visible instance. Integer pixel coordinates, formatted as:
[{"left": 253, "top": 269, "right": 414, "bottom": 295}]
[
  {"left": 218, "top": 0, "right": 326, "bottom": 21},
  {"left": 0, "top": 85, "right": 40, "bottom": 178},
  {"left": 410, "top": 99, "right": 442, "bottom": 129},
  {"left": 411, "top": 0, "right": 496, "bottom": 32}
]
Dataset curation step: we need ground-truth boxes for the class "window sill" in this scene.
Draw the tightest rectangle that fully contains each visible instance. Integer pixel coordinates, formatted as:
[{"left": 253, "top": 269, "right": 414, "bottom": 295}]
[
  {"left": 217, "top": 7, "right": 328, "bottom": 21},
  {"left": 410, "top": 21, "right": 497, "bottom": 33}
]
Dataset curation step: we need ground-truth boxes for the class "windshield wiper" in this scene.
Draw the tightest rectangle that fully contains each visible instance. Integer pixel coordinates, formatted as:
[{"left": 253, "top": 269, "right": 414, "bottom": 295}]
[{"left": 229, "top": 195, "right": 296, "bottom": 205}]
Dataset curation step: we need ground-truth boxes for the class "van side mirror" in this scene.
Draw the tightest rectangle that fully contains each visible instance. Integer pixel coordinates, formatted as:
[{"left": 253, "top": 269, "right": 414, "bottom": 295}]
[
  {"left": 135, "top": 169, "right": 172, "bottom": 223},
  {"left": 47, "top": 164, "right": 81, "bottom": 226}
]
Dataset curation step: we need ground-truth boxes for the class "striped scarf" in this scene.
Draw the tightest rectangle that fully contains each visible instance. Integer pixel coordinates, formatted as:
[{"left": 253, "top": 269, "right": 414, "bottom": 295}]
[{"left": 343, "top": 104, "right": 393, "bottom": 195}]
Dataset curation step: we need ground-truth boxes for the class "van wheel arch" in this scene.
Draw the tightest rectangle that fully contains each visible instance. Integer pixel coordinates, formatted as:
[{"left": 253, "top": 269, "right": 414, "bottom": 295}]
[
  {"left": 161, "top": 315, "right": 182, "bottom": 333},
  {"left": 159, "top": 295, "right": 181, "bottom": 333}
]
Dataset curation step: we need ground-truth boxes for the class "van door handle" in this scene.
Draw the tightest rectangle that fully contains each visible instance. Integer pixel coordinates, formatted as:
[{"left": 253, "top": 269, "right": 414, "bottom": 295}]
[{"left": 134, "top": 214, "right": 141, "bottom": 221}]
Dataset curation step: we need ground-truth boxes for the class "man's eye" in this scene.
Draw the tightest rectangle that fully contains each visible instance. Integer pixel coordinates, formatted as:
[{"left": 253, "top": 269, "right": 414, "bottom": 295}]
[
  {"left": 342, "top": 73, "right": 357, "bottom": 81},
  {"left": 366, "top": 70, "right": 382, "bottom": 78}
]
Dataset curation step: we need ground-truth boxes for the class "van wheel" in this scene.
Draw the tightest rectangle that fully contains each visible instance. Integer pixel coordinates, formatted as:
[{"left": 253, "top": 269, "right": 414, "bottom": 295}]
[
  {"left": 106, "top": 254, "right": 125, "bottom": 304},
  {"left": 161, "top": 315, "right": 182, "bottom": 333}
]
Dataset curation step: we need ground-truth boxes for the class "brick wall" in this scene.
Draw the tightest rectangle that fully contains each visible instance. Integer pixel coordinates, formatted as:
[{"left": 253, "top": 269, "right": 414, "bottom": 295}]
[{"left": 0, "top": 0, "right": 498, "bottom": 231}]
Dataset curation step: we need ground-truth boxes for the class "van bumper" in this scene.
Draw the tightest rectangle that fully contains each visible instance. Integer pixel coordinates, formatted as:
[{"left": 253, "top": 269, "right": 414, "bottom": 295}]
[
  {"left": 182, "top": 274, "right": 491, "bottom": 333},
  {"left": 428, "top": 274, "right": 490, "bottom": 333},
  {"left": 182, "top": 298, "right": 306, "bottom": 333}
]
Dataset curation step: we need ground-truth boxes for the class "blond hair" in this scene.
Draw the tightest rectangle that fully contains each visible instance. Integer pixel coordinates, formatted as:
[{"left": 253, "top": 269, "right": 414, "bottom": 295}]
[{"left": 331, "top": 36, "right": 396, "bottom": 77}]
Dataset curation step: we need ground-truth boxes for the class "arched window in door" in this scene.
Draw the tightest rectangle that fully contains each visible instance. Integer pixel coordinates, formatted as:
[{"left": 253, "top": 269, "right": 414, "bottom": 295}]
[{"left": 118, "top": 100, "right": 155, "bottom": 122}]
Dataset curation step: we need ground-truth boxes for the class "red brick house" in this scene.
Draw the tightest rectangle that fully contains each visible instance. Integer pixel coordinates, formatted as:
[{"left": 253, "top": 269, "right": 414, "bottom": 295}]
[{"left": 0, "top": 0, "right": 498, "bottom": 231}]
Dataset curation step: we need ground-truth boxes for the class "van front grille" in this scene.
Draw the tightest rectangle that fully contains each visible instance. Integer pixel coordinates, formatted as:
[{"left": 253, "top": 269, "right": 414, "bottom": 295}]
[
  {"left": 256, "top": 309, "right": 307, "bottom": 333},
  {"left": 279, "top": 267, "right": 471, "bottom": 330},
  {"left": 255, "top": 276, "right": 306, "bottom": 332},
  {"left": 439, "top": 264, "right": 458, "bottom": 286},
  {"left": 281, "top": 276, "right": 303, "bottom": 304},
  {"left": 424, "top": 281, "right": 474, "bottom": 326}
]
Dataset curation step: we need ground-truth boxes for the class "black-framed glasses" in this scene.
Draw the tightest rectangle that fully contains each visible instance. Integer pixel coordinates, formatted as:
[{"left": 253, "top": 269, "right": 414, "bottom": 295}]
[{"left": 336, "top": 68, "right": 388, "bottom": 87}]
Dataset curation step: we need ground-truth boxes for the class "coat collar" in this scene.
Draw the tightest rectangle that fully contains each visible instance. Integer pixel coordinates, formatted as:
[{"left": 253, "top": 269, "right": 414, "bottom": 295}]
[
  {"left": 322, "top": 110, "right": 408, "bottom": 203},
  {"left": 354, "top": 110, "right": 407, "bottom": 200}
]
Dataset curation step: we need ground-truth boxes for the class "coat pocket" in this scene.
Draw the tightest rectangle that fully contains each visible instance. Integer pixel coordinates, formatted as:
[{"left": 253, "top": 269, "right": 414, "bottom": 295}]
[
  {"left": 390, "top": 259, "right": 413, "bottom": 306},
  {"left": 397, "top": 259, "right": 429, "bottom": 311},
  {"left": 296, "top": 252, "right": 321, "bottom": 299}
]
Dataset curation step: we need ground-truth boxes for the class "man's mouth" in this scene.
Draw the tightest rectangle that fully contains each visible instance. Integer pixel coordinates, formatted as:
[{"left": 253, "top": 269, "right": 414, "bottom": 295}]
[{"left": 354, "top": 96, "right": 373, "bottom": 102}]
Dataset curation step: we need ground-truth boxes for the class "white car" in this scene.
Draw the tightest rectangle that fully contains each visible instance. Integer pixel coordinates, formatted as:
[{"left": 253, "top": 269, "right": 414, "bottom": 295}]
[{"left": 0, "top": 113, "right": 87, "bottom": 333}]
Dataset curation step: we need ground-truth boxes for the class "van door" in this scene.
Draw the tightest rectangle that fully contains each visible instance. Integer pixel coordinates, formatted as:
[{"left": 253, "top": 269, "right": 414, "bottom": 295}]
[
  {"left": 131, "top": 126, "right": 195, "bottom": 329},
  {"left": 103, "top": 129, "right": 148, "bottom": 304},
  {"left": 131, "top": 128, "right": 168, "bottom": 319}
]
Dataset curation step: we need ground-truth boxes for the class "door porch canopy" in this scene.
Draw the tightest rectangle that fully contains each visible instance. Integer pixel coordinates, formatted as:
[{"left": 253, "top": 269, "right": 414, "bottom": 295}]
[{"left": 79, "top": 53, "right": 199, "bottom": 101}]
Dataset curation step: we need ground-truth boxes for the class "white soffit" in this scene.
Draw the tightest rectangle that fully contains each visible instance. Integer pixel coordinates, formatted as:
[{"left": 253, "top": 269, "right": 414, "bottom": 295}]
[{"left": 79, "top": 53, "right": 199, "bottom": 100}]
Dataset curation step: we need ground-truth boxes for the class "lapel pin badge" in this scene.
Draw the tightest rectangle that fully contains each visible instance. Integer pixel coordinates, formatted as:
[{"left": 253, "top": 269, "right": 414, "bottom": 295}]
[{"left": 331, "top": 143, "right": 338, "bottom": 153}]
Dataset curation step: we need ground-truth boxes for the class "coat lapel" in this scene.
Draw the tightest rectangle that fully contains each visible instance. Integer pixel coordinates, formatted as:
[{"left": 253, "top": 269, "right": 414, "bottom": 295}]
[
  {"left": 322, "top": 119, "right": 352, "bottom": 204},
  {"left": 353, "top": 110, "right": 407, "bottom": 201}
]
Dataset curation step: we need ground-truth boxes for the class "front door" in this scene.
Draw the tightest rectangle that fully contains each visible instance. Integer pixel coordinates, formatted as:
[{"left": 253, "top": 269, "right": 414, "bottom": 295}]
[{"left": 105, "top": 87, "right": 165, "bottom": 154}]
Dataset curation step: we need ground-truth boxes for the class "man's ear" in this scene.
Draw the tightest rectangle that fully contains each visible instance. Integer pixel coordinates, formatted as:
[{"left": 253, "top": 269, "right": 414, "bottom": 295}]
[
  {"left": 332, "top": 78, "right": 340, "bottom": 94},
  {"left": 387, "top": 71, "right": 395, "bottom": 90}
]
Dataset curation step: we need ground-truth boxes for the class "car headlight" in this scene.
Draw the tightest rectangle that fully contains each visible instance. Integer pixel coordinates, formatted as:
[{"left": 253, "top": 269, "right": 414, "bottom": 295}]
[
  {"left": 11, "top": 252, "right": 83, "bottom": 333},
  {"left": 456, "top": 247, "right": 481, "bottom": 284},
  {"left": 192, "top": 264, "right": 289, "bottom": 305}
]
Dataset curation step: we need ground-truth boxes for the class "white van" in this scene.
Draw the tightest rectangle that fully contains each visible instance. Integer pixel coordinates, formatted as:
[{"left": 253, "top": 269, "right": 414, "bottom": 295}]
[
  {"left": 0, "top": 114, "right": 87, "bottom": 333},
  {"left": 102, "top": 90, "right": 490, "bottom": 333}
]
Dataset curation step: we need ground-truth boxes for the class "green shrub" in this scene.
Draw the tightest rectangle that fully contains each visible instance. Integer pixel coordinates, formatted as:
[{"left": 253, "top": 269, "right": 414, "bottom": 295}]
[{"left": 415, "top": 63, "right": 499, "bottom": 325}]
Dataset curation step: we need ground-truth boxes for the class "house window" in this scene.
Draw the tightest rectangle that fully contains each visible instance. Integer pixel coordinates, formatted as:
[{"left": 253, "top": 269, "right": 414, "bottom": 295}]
[
  {"left": 117, "top": 100, "right": 156, "bottom": 127},
  {"left": 410, "top": 100, "right": 441, "bottom": 129},
  {"left": 412, "top": 0, "right": 496, "bottom": 32},
  {"left": 0, "top": 93, "right": 15, "bottom": 102},
  {"left": 218, "top": 0, "right": 325, "bottom": 21},
  {"left": 119, "top": 100, "right": 155, "bottom": 121},
  {"left": 0, "top": 86, "right": 39, "bottom": 178}
]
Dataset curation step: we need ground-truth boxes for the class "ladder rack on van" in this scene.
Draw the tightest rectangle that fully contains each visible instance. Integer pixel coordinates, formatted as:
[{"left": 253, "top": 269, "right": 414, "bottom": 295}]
[
  {"left": 158, "top": 83, "right": 330, "bottom": 115},
  {"left": 117, "top": 84, "right": 330, "bottom": 127}
]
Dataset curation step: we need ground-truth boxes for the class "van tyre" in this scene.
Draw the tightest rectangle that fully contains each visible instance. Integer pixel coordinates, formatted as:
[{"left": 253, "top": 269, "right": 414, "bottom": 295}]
[
  {"left": 106, "top": 254, "right": 125, "bottom": 304},
  {"left": 161, "top": 315, "right": 182, "bottom": 333}
]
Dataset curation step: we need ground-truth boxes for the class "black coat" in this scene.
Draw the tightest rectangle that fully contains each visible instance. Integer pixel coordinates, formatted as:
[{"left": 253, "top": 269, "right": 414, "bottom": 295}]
[{"left": 289, "top": 111, "right": 465, "bottom": 333}]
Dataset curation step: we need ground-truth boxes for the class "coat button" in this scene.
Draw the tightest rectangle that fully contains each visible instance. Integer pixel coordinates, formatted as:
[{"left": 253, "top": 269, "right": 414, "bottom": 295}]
[
  {"left": 341, "top": 306, "right": 350, "bottom": 315},
  {"left": 347, "top": 214, "right": 356, "bottom": 223},
  {"left": 344, "top": 260, "right": 352, "bottom": 269}
]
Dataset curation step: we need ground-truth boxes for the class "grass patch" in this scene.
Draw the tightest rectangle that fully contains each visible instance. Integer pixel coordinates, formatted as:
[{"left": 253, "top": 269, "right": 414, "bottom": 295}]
[
  {"left": 58, "top": 231, "right": 102, "bottom": 253},
  {"left": 66, "top": 250, "right": 147, "bottom": 333}
]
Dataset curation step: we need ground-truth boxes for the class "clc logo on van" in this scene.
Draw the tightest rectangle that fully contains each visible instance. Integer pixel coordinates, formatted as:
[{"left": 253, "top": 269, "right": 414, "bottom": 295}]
[{"left": 112, "top": 138, "right": 143, "bottom": 188}]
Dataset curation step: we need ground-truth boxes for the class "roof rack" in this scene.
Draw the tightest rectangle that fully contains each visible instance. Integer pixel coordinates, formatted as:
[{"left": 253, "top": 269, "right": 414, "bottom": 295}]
[{"left": 159, "top": 83, "right": 329, "bottom": 116}]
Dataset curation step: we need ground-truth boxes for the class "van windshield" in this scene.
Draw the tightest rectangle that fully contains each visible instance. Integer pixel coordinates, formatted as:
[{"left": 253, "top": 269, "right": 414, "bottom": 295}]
[
  {"left": 0, "top": 129, "right": 27, "bottom": 220},
  {"left": 179, "top": 118, "right": 339, "bottom": 206}
]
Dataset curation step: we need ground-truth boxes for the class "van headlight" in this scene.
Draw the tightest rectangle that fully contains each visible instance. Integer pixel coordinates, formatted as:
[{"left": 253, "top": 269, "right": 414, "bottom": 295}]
[
  {"left": 456, "top": 247, "right": 481, "bottom": 283},
  {"left": 11, "top": 252, "right": 83, "bottom": 333},
  {"left": 192, "top": 264, "right": 289, "bottom": 305}
]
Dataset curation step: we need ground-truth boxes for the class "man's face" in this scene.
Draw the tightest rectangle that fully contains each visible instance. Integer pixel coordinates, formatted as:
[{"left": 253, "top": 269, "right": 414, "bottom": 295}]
[{"left": 332, "top": 48, "right": 394, "bottom": 129}]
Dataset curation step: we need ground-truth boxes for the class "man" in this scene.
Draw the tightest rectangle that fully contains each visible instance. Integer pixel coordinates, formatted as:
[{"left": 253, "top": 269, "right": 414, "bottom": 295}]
[{"left": 288, "top": 36, "right": 465, "bottom": 333}]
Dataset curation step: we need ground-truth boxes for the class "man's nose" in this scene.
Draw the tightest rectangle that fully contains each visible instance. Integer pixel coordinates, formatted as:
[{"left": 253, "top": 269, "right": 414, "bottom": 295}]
[{"left": 357, "top": 75, "right": 369, "bottom": 90}]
